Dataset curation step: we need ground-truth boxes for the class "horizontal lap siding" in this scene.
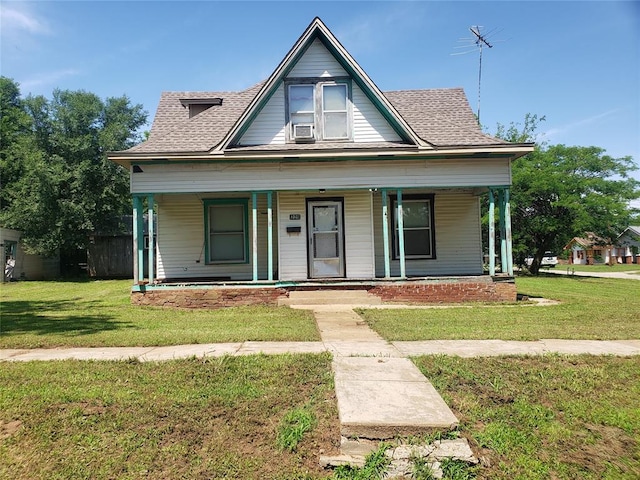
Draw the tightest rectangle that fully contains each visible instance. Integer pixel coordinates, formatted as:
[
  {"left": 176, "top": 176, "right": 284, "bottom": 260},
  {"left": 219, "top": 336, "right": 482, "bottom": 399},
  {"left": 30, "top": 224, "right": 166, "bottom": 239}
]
[
  {"left": 156, "top": 194, "right": 277, "bottom": 281},
  {"left": 288, "top": 39, "right": 347, "bottom": 77},
  {"left": 278, "top": 191, "right": 374, "bottom": 280},
  {"left": 373, "top": 191, "right": 483, "bottom": 276},
  {"left": 277, "top": 192, "right": 308, "bottom": 280},
  {"left": 132, "top": 159, "right": 510, "bottom": 193},
  {"left": 344, "top": 191, "right": 375, "bottom": 278},
  {"left": 238, "top": 85, "right": 286, "bottom": 146},
  {"left": 352, "top": 85, "right": 401, "bottom": 142}
]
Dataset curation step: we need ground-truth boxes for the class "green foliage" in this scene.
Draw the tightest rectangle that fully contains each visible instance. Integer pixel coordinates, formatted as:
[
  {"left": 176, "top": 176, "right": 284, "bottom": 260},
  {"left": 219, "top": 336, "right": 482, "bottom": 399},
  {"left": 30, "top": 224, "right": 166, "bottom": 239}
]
[
  {"left": 0, "top": 77, "right": 147, "bottom": 256},
  {"left": 492, "top": 114, "right": 640, "bottom": 274},
  {"left": 333, "top": 443, "right": 391, "bottom": 479},
  {"left": 440, "top": 458, "right": 478, "bottom": 479},
  {"left": 276, "top": 406, "right": 317, "bottom": 452}
]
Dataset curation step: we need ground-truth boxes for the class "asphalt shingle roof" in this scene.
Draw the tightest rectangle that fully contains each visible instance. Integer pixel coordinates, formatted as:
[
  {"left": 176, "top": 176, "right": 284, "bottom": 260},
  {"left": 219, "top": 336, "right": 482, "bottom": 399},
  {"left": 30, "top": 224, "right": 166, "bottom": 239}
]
[{"left": 124, "top": 83, "right": 507, "bottom": 155}]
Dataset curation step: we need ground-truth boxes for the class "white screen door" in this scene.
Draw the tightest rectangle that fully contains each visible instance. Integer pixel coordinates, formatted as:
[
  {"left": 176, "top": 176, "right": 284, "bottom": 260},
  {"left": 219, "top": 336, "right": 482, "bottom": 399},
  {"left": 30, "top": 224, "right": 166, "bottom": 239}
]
[{"left": 307, "top": 200, "right": 344, "bottom": 278}]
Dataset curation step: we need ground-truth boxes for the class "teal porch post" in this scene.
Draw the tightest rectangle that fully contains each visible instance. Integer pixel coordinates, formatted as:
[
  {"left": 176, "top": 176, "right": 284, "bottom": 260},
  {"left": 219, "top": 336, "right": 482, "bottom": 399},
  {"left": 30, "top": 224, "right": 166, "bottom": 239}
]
[
  {"left": 504, "top": 188, "right": 514, "bottom": 276},
  {"left": 147, "top": 194, "right": 154, "bottom": 284},
  {"left": 488, "top": 189, "right": 496, "bottom": 276},
  {"left": 397, "top": 189, "right": 406, "bottom": 279},
  {"left": 132, "top": 196, "right": 140, "bottom": 284},
  {"left": 252, "top": 192, "right": 258, "bottom": 282},
  {"left": 267, "top": 191, "right": 273, "bottom": 281},
  {"left": 381, "top": 189, "right": 391, "bottom": 278},
  {"left": 498, "top": 189, "right": 507, "bottom": 273}
]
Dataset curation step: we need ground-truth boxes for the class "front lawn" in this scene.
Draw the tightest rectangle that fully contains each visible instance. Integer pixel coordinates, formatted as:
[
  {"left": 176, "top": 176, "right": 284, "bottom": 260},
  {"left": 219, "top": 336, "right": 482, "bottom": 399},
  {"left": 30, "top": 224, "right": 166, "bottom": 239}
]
[
  {"left": 414, "top": 354, "right": 640, "bottom": 479},
  {"left": 0, "top": 354, "right": 339, "bottom": 480},
  {"left": 0, "top": 280, "right": 319, "bottom": 348},
  {"left": 359, "top": 275, "right": 640, "bottom": 340}
]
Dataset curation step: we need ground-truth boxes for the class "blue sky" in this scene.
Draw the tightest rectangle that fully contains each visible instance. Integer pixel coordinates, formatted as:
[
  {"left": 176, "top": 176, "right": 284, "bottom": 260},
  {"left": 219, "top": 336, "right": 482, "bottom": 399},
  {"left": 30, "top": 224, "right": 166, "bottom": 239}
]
[{"left": 2, "top": 1, "right": 639, "bottom": 183}]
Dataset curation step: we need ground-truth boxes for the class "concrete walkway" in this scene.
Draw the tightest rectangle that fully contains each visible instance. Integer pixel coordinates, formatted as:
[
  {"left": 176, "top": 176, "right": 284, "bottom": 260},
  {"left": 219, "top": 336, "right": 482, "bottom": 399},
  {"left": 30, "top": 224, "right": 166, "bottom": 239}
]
[
  {"left": 2, "top": 338, "right": 638, "bottom": 362},
  {"left": 307, "top": 304, "right": 459, "bottom": 437},
  {"left": 544, "top": 267, "right": 640, "bottom": 280},
  {"left": 2, "top": 301, "right": 640, "bottom": 441}
]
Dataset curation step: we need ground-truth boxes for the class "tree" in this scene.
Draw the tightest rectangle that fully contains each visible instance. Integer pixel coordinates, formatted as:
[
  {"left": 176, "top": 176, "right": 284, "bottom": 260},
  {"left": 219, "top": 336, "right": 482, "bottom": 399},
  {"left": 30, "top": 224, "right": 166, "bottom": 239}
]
[
  {"left": 0, "top": 78, "right": 147, "bottom": 256},
  {"left": 494, "top": 114, "right": 640, "bottom": 274}
]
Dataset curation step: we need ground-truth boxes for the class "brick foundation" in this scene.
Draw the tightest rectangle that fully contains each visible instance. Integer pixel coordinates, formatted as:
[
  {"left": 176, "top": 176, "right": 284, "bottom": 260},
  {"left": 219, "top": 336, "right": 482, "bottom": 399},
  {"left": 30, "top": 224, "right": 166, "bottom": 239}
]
[
  {"left": 368, "top": 278, "right": 516, "bottom": 304},
  {"left": 131, "top": 287, "right": 288, "bottom": 309},
  {"left": 131, "top": 277, "right": 516, "bottom": 308}
]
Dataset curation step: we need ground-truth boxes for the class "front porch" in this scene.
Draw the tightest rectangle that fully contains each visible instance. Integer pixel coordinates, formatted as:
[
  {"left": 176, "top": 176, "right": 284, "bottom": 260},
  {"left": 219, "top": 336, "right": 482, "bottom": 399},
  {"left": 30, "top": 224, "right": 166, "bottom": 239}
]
[{"left": 131, "top": 275, "right": 517, "bottom": 308}]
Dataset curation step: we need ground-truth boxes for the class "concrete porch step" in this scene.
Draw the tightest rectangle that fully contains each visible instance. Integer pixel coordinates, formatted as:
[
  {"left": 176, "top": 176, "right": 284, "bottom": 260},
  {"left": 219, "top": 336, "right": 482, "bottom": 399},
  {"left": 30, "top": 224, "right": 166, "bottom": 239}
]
[
  {"left": 333, "top": 356, "right": 459, "bottom": 439},
  {"left": 279, "top": 289, "right": 382, "bottom": 306}
]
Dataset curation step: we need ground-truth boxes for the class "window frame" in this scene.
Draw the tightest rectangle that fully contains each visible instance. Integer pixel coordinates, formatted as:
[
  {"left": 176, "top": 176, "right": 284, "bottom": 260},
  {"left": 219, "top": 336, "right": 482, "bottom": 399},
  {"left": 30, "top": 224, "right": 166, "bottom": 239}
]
[
  {"left": 285, "top": 78, "right": 352, "bottom": 143},
  {"left": 389, "top": 194, "right": 436, "bottom": 260},
  {"left": 203, "top": 198, "right": 250, "bottom": 265}
]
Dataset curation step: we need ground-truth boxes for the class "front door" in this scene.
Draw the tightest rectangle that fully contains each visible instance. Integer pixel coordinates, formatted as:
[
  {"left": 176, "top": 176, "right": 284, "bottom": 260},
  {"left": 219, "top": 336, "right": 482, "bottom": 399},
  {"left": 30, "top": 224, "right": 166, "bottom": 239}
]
[{"left": 307, "top": 200, "right": 345, "bottom": 278}]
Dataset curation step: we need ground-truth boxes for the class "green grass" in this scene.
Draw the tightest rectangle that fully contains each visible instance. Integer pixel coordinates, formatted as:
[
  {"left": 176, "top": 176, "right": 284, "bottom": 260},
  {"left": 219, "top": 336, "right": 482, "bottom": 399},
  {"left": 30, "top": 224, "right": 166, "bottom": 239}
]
[
  {"left": 0, "top": 280, "right": 320, "bottom": 348},
  {"left": 276, "top": 406, "right": 317, "bottom": 452},
  {"left": 414, "top": 355, "right": 640, "bottom": 480},
  {"left": 358, "top": 275, "right": 640, "bottom": 340},
  {"left": 0, "top": 353, "right": 339, "bottom": 480}
]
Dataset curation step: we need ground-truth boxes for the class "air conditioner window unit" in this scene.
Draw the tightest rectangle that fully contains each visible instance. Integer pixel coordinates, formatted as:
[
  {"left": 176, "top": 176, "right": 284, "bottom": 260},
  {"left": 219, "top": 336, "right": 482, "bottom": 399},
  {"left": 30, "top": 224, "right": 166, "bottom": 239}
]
[{"left": 293, "top": 123, "right": 314, "bottom": 141}]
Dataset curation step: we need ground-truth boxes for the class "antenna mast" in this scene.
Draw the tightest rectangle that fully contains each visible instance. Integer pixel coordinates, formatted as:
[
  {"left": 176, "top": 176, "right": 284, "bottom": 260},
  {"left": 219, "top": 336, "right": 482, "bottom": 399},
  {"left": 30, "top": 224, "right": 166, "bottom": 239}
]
[{"left": 469, "top": 26, "right": 493, "bottom": 125}]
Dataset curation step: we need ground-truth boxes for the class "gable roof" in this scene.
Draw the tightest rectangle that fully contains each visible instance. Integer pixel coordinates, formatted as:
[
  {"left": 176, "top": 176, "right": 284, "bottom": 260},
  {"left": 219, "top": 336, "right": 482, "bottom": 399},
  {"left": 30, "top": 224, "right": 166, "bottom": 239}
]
[
  {"left": 114, "top": 17, "right": 530, "bottom": 160},
  {"left": 218, "top": 17, "right": 424, "bottom": 151},
  {"left": 564, "top": 232, "right": 609, "bottom": 250},
  {"left": 617, "top": 226, "right": 640, "bottom": 244}
]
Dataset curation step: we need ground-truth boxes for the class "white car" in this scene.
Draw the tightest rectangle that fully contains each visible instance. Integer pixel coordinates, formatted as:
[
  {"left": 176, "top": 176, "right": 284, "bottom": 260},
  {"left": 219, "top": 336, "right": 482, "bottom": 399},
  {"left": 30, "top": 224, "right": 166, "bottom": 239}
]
[{"left": 525, "top": 251, "right": 558, "bottom": 268}]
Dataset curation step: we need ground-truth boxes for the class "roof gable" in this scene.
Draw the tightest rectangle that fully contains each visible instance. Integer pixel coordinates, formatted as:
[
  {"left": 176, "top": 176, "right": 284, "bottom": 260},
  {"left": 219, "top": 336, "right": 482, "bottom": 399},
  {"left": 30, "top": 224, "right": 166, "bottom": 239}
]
[{"left": 219, "top": 17, "right": 425, "bottom": 151}]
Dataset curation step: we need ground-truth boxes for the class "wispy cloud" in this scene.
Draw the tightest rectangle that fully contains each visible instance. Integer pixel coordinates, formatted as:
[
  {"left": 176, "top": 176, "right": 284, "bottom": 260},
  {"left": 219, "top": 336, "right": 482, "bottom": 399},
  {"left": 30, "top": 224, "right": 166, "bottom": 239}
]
[
  {"left": 542, "top": 108, "right": 623, "bottom": 139},
  {"left": 20, "top": 69, "right": 81, "bottom": 91},
  {"left": 0, "top": 3, "right": 51, "bottom": 36}
]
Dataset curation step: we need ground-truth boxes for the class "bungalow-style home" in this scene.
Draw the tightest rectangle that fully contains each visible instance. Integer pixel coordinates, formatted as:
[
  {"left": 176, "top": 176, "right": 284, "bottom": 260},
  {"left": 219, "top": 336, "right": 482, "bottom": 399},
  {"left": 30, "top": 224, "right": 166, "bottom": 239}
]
[
  {"left": 615, "top": 226, "right": 640, "bottom": 264},
  {"left": 564, "top": 232, "right": 612, "bottom": 265},
  {"left": 108, "top": 18, "right": 533, "bottom": 307}
]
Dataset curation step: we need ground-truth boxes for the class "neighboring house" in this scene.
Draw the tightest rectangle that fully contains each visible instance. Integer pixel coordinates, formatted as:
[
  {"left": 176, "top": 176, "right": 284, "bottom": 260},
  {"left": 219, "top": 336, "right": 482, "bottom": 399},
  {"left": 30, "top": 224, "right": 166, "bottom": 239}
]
[
  {"left": 108, "top": 18, "right": 533, "bottom": 307},
  {"left": 1, "top": 228, "right": 60, "bottom": 281},
  {"left": 564, "top": 232, "right": 612, "bottom": 265},
  {"left": 615, "top": 226, "right": 640, "bottom": 264}
]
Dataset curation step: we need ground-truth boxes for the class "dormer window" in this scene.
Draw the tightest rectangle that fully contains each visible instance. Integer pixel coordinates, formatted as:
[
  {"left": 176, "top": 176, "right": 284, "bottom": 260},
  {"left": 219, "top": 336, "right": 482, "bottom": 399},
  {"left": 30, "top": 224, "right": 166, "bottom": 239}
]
[
  {"left": 286, "top": 80, "right": 351, "bottom": 142},
  {"left": 180, "top": 97, "right": 223, "bottom": 118}
]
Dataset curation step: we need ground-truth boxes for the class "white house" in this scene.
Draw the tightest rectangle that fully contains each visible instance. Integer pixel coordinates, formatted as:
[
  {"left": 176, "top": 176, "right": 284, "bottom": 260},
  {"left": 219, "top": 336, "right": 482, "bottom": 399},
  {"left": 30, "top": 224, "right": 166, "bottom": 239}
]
[
  {"left": 108, "top": 18, "right": 533, "bottom": 307},
  {"left": 1, "top": 228, "right": 59, "bottom": 282}
]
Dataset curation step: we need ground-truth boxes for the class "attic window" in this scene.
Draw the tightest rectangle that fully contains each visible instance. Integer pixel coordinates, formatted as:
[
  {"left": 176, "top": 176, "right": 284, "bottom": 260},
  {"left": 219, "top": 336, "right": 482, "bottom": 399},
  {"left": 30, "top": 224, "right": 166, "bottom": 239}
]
[
  {"left": 180, "top": 98, "right": 223, "bottom": 118},
  {"left": 285, "top": 80, "right": 351, "bottom": 143}
]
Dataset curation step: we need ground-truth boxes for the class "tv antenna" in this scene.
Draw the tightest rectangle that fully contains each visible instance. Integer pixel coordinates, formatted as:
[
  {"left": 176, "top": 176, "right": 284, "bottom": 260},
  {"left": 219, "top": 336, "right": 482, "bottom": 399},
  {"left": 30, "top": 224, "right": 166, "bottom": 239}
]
[{"left": 452, "top": 26, "right": 504, "bottom": 124}]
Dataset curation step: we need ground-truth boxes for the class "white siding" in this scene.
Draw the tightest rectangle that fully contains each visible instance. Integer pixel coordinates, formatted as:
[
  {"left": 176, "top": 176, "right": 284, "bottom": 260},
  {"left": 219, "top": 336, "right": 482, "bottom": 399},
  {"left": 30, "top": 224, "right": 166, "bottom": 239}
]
[
  {"left": 156, "top": 193, "right": 277, "bottom": 281},
  {"left": 238, "top": 85, "right": 286, "bottom": 146},
  {"left": 352, "top": 85, "right": 401, "bottom": 142},
  {"left": 132, "top": 158, "right": 511, "bottom": 194},
  {"left": 288, "top": 38, "right": 347, "bottom": 78},
  {"left": 277, "top": 192, "right": 308, "bottom": 280},
  {"left": 278, "top": 191, "right": 374, "bottom": 281},
  {"left": 0, "top": 228, "right": 59, "bottom": 281},
  {"left": 373, "top": 191, "right": 483, "bottom": 276}
]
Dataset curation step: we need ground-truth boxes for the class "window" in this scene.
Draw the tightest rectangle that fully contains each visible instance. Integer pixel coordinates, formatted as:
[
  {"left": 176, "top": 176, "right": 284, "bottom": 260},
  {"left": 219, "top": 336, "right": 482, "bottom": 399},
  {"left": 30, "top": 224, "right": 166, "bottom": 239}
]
[
  {"left": 286, "top": 80, "right": 351, "bottom": 142},
  {"left": 204, "top": 199, "right": 249, "bottom": 263},
  {"left": 390, "top": 194, "right": 435, "bottom": 259}
]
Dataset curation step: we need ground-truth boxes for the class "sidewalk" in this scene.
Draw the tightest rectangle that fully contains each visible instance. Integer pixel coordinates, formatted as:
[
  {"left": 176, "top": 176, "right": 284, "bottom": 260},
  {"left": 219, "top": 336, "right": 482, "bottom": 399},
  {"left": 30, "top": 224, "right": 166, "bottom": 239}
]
[
  {"left": 543, "top": 267, "right": 640, "bottom": 280},
  {"left": 2, "top": 339, "right": 639, "bottom": 362}
]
